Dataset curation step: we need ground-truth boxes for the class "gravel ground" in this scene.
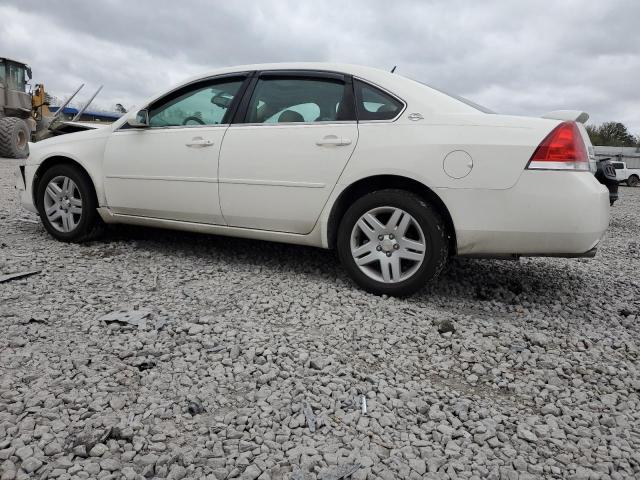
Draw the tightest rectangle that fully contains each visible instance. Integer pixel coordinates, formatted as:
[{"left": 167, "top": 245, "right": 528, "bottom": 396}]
[{"left": 1, "top": 158, "right": 639, "bottom": 480}]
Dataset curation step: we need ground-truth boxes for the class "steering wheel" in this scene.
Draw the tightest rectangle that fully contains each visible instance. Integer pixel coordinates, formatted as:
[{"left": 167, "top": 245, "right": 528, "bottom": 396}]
[{"left": 183, "top": 116, "right": 205, "bottom": 126}]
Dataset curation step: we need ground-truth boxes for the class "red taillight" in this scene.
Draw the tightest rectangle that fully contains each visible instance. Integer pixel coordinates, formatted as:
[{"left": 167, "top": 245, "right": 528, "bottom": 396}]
[{"left": 527, "top": 121, "right": 588, "bottom": 170}]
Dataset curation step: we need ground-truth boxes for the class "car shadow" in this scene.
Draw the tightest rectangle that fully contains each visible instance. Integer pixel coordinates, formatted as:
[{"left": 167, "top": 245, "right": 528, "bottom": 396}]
[{"left": 93, "top": 224, "right": 586, "bottom": 307}]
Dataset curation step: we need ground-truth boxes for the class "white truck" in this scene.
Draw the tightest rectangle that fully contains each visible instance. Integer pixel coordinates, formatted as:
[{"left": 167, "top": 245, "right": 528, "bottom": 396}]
[{"left": 611, "top": 161, "right": 640, "bottom": 187}]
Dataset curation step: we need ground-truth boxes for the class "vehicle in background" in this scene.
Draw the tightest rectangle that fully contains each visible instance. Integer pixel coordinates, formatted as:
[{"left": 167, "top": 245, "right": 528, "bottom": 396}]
[
  {"left": 15, "top": 63, "right": 611, "bottom": 296},
  {"left": 611, "top": 161, "right": 640, "bottom": 187},
  {"left": 0, "top": 57, "right": 107, "bottom": 159},
  {"left": 594, "top": 158, "right": 619, "bottom": 205}
]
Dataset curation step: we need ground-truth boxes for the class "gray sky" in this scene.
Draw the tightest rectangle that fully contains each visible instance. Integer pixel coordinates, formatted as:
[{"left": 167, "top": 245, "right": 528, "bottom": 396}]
[{"left": 1, "top": 0, "right": 639, "bottom": 132}]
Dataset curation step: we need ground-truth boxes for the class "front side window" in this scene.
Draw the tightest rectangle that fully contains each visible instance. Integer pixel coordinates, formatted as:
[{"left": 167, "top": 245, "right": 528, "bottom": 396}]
[
  {"left": 149, "top": 78, "right": 244, "bottom": 127},
  {"left": 613, "top": 163, "right": 624, "bottom": 170},
  {"left": 246, "top": 77, "right": 351, "bottom": 124},
  {"left": 355, "top": 79, "right": 404, "bottom": 121}
]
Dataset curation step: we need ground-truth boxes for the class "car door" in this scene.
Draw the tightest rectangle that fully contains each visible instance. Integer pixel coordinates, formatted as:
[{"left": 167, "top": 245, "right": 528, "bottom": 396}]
[
  {"left": 218, "top": 71, "right": 358, "bottom": 234},
  {"left": 103, "top": 74, "right": 249, "bottom": 224}
]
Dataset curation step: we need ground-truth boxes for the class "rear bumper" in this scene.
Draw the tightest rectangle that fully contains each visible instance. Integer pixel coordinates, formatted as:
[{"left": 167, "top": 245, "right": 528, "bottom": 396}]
[{"left": 439, "top": 171, "right": 610, "bottom": 257}]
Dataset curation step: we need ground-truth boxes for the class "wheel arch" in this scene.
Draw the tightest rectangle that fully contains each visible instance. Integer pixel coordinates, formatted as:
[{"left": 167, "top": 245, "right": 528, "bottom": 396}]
[
  {"left": 32, "top": 156, "right": 99, "bottom": 207},
  {"left": 326, "top": 174, "right": 457, "bottom": 253}
]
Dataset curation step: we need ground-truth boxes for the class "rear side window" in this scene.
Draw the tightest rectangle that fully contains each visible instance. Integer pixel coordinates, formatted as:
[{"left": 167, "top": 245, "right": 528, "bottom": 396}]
[
  {"left": 246, "top": 77, "right": 351, "bottom": 123},
  {"left": 354, "top": 79, "right": 404, "bottom": 121}
]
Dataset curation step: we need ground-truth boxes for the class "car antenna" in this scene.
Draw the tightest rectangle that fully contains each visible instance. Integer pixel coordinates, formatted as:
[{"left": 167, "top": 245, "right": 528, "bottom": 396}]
[{"left": 391, "top": 65, "right": 397, "bottom": 73}]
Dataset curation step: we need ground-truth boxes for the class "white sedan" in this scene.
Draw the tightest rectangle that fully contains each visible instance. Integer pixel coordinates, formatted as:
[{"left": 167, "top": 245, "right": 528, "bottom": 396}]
[{"left": 15, "top": 63, "right": 610, "bottom": 296}]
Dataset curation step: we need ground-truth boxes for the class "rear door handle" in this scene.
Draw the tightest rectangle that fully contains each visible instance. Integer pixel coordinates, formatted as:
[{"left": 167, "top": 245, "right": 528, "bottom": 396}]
[
  {"left": 186, "top": 137, "right": 214, "bottom": 148},
  {"left": 316, "top": 135, "right": 352, "bottom": 147}
]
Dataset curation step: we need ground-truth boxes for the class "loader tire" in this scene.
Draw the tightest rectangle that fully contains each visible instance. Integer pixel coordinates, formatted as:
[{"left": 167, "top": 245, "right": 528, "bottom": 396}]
[{"left": 0, "top": 117, "right": 30, "bottom": 159}]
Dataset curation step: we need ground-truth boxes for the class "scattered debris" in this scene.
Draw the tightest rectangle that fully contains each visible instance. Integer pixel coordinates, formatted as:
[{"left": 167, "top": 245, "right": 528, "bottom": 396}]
[
  {"left": 436, "top": 319, "right": 456, "bottom": 335},
  {"left": 108, "top": 426, "right": 134, "bottom": 441},
  {"left": 153, "top": 317, "right": 167, "bottom": 330},
  {"left": 100, "top": 308, "right": 151, "bottom": 329},
  {"left": 619, "top": 308, "right": 634, "bottom": 317},
  {"left": 134, "top": 360, "right": 156, "bottom": 372},
  {"left": 187, "top": 399, "right": 205, "bottom": 416},
  {"left": 318, "top": 463, "right": 360, "bottom": 480},
  {"left": 13, "top": 217, "right": 39, "bottom": 224},
  {"left": 303, "top": 402, "right": 316, "bottom": 433},
  {"left": 27, "top": 316, "right": 48, "bottom": 325},
  {"left": 0, "top": 269, "right": 40, "bottom": 283}
]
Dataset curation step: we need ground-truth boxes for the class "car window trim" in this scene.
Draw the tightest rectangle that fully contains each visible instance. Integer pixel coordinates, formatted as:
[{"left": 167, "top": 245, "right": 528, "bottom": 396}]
[
  {"left": 118, "top": 72, "right": 254, "bottom": 131},
  {"left": 353, "top": 76, "right": 407, "bottom": 123},
  {"left": 231, "top": 70, "right": 357, "bottom": 125}
]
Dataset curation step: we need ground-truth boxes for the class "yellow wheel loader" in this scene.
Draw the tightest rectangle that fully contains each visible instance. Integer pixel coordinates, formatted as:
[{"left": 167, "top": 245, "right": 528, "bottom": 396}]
[{"left": 0, "top": 57, "right": 102, "bottom": 158}]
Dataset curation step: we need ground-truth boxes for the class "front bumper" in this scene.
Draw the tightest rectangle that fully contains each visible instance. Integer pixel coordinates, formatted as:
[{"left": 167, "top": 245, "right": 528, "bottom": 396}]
[
  {"left": 438, "top": 171, "right": 610, "bottom": 257},
  {"left": 15, "top": 165, "right": 38, "bottom": 214}
]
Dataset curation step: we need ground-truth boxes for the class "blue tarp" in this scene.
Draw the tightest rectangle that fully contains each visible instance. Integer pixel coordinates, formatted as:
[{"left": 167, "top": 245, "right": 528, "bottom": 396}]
[{"left": 49, "top": 106, "right": 120, "bottom": 120}]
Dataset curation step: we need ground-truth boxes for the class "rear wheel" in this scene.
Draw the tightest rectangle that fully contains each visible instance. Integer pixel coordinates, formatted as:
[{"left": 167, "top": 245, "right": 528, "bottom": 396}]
[
  {"left": 627, "top": 175, "right": 639, "bottom": 187},
  {"left": 36, "top": 164, "right": 104, "bottom": 242},
  {"left": 0, "top": 117, "right": 30, "bottom": 159},
  {"left": 337, "top": 189, "right": 449, "bottom": 296}
]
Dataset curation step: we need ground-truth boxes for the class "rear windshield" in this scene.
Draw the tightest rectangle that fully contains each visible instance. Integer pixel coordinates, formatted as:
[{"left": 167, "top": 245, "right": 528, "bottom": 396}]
[{"left": 403, "top": 76, "right": 495, "bottom": 114}]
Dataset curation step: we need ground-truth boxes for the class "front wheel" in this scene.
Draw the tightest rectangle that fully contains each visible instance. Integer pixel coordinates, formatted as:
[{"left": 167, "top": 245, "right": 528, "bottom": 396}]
[
  {"left": 628, "top": 175, "right": 639, "bottom": 187},
  {"left": 36, "top": 164, "right": 103, "bottom": 242},
  {"left": 337, "top": 189, "right": 449, "bottom": 296}
]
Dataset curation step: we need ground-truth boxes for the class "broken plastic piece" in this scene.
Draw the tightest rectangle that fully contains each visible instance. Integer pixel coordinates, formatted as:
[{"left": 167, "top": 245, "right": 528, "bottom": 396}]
[
  {"left": 0, "top": 269, "right": 40, "bottom": 283},
  {"left": 303, "top": 402, "right": 316, "bottom": 433},
  {"left": 361, "top": 396, "right": 367, "bottom": 415},
  {"left": 100, "top": 308, "right": 151, "bottom": 328}
]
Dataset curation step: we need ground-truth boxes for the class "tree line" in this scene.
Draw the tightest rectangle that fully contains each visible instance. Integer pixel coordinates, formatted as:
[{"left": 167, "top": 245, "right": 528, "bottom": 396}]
[{"left": 585, "top": 122, "right": 640, "bottom": 148}]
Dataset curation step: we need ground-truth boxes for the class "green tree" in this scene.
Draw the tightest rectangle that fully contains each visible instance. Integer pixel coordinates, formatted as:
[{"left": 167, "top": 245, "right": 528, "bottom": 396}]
[{"left": 586, "top": 122, "right": 637, "bottom": 147}]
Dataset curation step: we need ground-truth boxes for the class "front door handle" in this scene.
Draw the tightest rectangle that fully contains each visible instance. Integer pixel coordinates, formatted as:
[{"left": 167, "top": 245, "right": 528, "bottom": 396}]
[
  {"left": 186, "top": 137, "right": 214, "bottom": 148},
  {"left": 316, "top": 135, "right": 352, "bottom": 147}
]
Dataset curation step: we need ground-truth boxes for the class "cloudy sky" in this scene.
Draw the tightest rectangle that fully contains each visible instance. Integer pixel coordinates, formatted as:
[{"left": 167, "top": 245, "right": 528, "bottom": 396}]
[{"left": 1, "top": 0, "right": 639, "bottom": 132}]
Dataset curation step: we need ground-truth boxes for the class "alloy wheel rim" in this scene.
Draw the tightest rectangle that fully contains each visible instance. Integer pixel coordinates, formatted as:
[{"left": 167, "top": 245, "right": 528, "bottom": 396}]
[
  {"left": 43, "top": 176, "right": 83, "bottom": 233},
  {"left": 350, "top": 206, "right": 427, "bottom": 283}
]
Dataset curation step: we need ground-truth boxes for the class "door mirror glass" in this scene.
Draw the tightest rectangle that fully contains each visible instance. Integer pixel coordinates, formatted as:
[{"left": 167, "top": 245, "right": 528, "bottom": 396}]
[{"left": 128, "top": 109, "right": 149, "bottom": 128}]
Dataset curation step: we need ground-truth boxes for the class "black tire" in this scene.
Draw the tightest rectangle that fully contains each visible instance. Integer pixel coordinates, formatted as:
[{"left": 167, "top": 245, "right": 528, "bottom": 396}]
[
  {"left": 35, "top": 164, "right": 104, "bottom": 242},
  {"left": 628, "top": 175, "right": 639, "bottom": 187},
  {"left": 0, "top": 117, "right": 30, "bottom": 159},
  {"left": 337, "top": 189, "right": 449, "bottom": 296}
]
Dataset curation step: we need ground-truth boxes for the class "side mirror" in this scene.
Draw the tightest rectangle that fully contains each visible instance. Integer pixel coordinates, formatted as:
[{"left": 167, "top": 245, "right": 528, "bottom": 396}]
[
  {"left": 26, "top": 67, "right": 33, "bottom": 80},
  {"left": 128, "top": 109, "right": 149, "bottom": 128}
]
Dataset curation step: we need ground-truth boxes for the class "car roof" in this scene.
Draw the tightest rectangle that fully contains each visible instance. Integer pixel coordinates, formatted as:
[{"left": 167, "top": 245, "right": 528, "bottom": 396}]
[
  {"left": 0, "top": 57, "right": 28, "bottom": 66},
  {"left": 190, "top": 62, "right": 393, "bottom": 80},
  {"left": 114, "top": 62, "right": 486, "bottom": 129}
]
